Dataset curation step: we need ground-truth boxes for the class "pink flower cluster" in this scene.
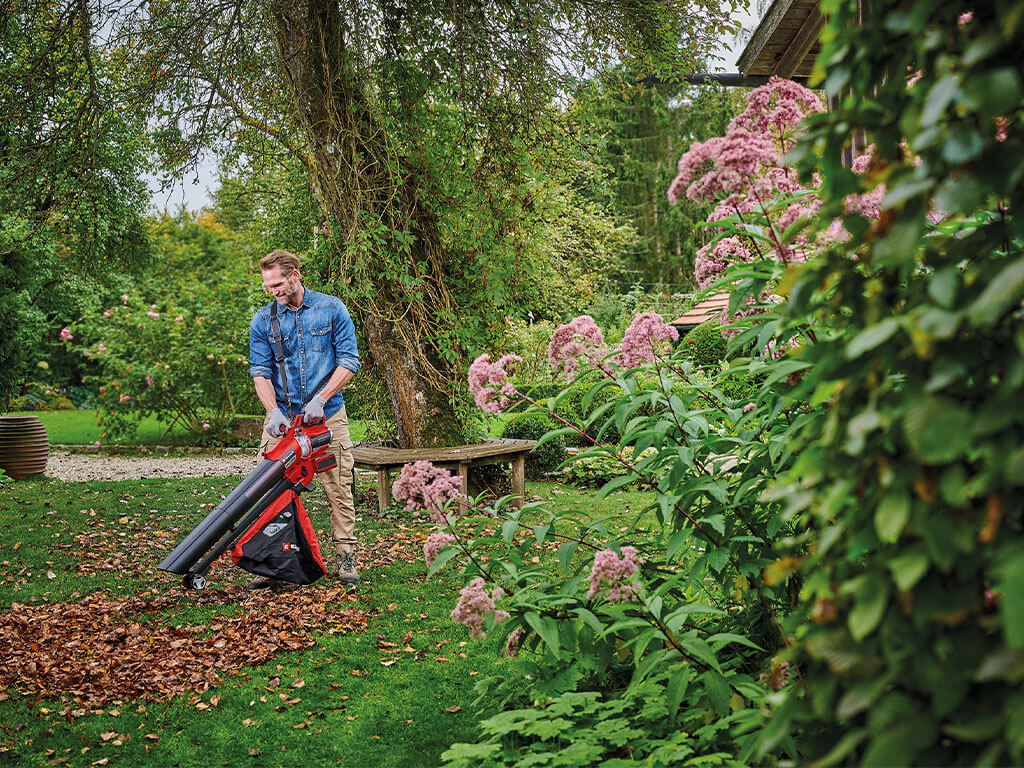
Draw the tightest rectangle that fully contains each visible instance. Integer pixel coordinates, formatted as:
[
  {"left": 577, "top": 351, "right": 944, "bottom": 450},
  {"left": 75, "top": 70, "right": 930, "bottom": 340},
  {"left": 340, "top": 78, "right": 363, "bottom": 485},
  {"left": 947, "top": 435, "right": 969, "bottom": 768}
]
[
  {"left": 668, "top": 128, "right": 780, "bottom": 205},
  {"left": 468, "top": 353, "right": 521, "bottom": 413},
  {"left": 587, "top": 546, "right": 644, "bottom": 603},
  {"left": 60, "top": 328, "right": 73, "bottom": 341},
  {"left": 547, "top": 315, "right": 607, "bottom": 380},
  {"left": 615, "top": 311, "right": 679, "bottom": 368},
  {"left": 451, "top": 578, "right": 508, "bottom": 639},
  {"left": 424, "top": 531, "right": 457, "bottom": 567},
  {"left": 391, "top": 460, "right": 463, "bottom": 523},
  {"left": 729, "top": 76, "right": 825, "bottom": 141}
]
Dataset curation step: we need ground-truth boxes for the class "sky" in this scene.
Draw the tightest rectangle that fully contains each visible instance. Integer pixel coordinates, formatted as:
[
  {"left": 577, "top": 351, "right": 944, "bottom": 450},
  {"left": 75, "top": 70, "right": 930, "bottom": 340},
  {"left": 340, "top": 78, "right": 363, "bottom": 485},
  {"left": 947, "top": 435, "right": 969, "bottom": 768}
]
[{"left": 146, "top": 7, "right": 760, "bottom": 214}]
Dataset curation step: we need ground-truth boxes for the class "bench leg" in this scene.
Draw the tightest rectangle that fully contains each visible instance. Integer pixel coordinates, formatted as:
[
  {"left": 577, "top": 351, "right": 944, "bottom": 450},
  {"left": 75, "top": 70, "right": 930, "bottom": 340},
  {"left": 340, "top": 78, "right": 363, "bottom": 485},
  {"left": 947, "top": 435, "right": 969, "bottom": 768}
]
[
  {"left": 458, "top": 463, "right": 470, "bottom": 514},
  {"left": 511, "top": 454, "right": 526, "bottom": 510},
  {"left": 377, "top": 468, "right": 392, "bottom": 514}
]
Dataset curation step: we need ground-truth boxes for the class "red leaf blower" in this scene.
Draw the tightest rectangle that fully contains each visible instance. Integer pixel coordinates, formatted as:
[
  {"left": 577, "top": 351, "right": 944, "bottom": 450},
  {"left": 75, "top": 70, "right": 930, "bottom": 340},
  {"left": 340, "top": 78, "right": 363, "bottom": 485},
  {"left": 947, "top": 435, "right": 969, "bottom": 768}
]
[{"left": 157, "top": 415, "right": 337, "bottom": 590}]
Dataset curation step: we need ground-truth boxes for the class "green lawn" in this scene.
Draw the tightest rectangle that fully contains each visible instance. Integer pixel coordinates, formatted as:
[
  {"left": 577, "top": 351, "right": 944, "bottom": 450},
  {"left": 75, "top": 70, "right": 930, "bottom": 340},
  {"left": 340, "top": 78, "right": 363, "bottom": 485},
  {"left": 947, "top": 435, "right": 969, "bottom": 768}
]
[
  {"left": 11, "top": 410, "right": 367, "bottom": 447},
  {"left": 0, "top": 471, "right": 647, "bottom": 766}
]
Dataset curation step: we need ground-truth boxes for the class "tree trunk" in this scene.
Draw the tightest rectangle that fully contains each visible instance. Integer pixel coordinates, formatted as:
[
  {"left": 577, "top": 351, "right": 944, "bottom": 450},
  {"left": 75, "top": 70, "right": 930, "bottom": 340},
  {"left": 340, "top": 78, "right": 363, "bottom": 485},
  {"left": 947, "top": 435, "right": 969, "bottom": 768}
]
[{"left": 272, "top": 0, "right": 467, "bottom": 448}]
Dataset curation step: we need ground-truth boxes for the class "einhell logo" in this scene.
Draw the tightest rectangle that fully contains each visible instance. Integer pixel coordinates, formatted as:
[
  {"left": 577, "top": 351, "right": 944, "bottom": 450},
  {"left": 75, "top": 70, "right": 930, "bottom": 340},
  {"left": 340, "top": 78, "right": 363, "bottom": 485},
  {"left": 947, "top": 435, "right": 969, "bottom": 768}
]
[{"left": 282, "top": 542, "right": 301, "bottom": 552}]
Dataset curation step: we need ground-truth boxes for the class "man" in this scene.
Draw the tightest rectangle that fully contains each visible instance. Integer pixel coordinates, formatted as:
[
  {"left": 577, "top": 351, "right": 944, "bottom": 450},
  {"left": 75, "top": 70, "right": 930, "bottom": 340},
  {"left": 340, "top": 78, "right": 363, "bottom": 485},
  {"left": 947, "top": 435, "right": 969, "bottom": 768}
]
[{"left": 248, "top": 249, "right": 361, "bottom": 587}]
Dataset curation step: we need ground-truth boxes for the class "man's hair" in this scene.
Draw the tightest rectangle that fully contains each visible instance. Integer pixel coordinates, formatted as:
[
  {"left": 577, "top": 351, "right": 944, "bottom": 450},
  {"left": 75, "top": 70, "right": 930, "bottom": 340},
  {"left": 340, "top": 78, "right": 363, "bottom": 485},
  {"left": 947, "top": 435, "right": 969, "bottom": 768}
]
[{"left": 260, "top": 249, "right": 301, "bottom": 276}]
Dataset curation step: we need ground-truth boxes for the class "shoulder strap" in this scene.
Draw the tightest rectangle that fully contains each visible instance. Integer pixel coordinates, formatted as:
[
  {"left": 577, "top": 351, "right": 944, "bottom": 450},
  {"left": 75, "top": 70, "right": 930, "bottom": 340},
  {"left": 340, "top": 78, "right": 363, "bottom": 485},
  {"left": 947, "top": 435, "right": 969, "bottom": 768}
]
[{"left": 270, "top": 302, "right": 292, "bottom": 416}]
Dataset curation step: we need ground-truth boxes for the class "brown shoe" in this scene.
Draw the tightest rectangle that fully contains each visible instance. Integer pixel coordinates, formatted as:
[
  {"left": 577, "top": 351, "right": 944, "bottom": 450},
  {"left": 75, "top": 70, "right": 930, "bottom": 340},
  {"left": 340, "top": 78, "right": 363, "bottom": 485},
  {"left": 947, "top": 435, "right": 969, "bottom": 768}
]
[{"left": 338, "top": 551, "right": 360, "bottom": 586}]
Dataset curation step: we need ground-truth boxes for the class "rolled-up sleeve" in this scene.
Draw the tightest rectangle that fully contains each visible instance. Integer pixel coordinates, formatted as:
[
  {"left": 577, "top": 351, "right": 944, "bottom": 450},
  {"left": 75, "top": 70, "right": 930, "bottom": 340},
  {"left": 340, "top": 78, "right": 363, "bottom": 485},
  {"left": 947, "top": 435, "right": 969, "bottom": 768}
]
[
  {"left": 249, "top": 312, "right": 274, "bottom": 379},
  {"left": 333, "top": 302, "right": 360, "bottom": 375}
]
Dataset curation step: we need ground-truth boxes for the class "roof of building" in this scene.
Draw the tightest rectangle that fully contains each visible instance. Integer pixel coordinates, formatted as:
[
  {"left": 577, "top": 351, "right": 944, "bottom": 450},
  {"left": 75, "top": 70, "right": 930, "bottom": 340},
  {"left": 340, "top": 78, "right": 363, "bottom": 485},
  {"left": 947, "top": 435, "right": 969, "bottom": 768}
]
[{"left": 736, "top": 0, "right": 823, "bottom": 79}]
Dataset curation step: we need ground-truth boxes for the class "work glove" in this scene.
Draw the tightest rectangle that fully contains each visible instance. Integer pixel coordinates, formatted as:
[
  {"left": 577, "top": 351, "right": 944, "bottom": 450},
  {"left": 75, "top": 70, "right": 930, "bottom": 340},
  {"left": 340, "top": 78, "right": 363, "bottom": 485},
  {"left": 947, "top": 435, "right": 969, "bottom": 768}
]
[
  {"left": 302, "top": 395, "right": 326, "bottom": 425},
  {"left": 265, "top": 408, "right": 289, "bottom": 437}
]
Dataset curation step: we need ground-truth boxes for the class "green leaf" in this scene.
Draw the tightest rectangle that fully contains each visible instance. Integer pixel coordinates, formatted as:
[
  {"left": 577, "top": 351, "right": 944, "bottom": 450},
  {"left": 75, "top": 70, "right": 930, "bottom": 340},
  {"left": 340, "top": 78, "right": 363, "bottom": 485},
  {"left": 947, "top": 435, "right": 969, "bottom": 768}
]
[
  {"left": 666, "top": 664, "right": 691, "bottom": 722},
  {"left": 846, "top": 317, "right": 900, "bottom": 358},
  {"left": 426, "top": 546, "right": 460, "bottom": 578},
  {"left": 874, "top": 491, "right": 910, "bottom": 543},
  {"left": 558, "top": 541, "right": 578, "bottom": 575},
  {"left": 532, "top": 525, "right": 549, "bottom": 546},
  {"left": 921, "top": 75, "right": 960, "bottom": 126},
  {"left": 501, "top": 518, "right": 518, "bottom": 544},
  {"left": 888, "top": 550, "right": 930, "bottom": 591},
  {"left": 1001, "top": 550, "right": 1024, "bottom": 650},
  {"left": 968, "top": 257, "right": 1024, "bottom": 327},
  {"left": 598, "top": 472, "right": 639, "bottom": 498},
  {"left": 848, "top": 575, "right": 889, "bottom": 641},
  {"left": 524, "top": 611, "right": 561, "bottom": 659},
  {"left": 902, "top": 396, "right": 974, "bottom": 463},
  {"left": 942, "top": 123, "right": 984, "bottom": 164},
  {"left": 961, "top": 67, "right": 1024, "bottom": 115}
]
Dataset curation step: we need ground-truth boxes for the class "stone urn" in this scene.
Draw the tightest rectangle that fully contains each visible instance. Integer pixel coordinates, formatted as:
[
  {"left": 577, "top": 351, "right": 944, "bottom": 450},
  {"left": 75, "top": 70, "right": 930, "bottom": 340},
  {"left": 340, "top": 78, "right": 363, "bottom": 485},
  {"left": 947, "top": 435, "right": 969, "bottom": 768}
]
[{"left": 0, "top": 415, "right": 49, "bottom": 480}]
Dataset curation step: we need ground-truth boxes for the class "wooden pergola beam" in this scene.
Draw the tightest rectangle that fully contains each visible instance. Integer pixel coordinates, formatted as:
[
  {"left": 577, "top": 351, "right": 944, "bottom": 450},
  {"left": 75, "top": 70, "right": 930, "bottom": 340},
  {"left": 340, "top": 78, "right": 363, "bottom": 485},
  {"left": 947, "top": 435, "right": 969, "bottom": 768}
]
[
  {"left": 772, "top": 6, "right": 824, "bottom": 78},
  {"left": 736, "top": 0, "right": 799, "bottom": 77}
]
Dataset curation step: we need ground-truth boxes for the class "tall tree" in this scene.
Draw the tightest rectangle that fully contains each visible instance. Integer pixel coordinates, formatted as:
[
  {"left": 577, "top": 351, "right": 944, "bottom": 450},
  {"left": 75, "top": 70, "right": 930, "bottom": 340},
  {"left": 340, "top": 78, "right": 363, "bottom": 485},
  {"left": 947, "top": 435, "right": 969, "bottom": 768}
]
[
  {"left": 0, "top": 3, "right": 150, "bottom": 409},
  {"left": 7, "top": 0, "right": 739, "bottom": 444},
  {"left": 572, "top": 71, "right": 744, "bottom": 289}
]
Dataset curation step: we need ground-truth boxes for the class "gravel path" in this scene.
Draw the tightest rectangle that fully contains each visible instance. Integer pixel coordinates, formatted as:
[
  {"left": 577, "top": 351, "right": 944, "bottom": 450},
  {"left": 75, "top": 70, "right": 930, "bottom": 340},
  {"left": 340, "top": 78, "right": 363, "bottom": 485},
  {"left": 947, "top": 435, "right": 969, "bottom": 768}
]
[{"left": 44, "top": 449, "right": 261, "bottom": 482}]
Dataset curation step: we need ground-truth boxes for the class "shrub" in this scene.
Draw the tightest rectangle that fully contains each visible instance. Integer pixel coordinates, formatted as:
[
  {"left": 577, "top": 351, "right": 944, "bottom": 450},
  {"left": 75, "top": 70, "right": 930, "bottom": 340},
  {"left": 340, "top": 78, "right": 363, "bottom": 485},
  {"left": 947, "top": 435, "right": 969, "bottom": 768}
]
[
  {"left": 66, "top": 270, "right": 262, "bottom": 443},
  {"left": 561, "top": 446, "right": 654, "bottom": 488},
  {"left": 500, "top": 414, "right": 566, "bottom": 478},
  {"left": 11, "top": 382, "right": 76, "bottom": 411},
  {"left": 680, "top": 320, "right": 726, "bottom": 368}
]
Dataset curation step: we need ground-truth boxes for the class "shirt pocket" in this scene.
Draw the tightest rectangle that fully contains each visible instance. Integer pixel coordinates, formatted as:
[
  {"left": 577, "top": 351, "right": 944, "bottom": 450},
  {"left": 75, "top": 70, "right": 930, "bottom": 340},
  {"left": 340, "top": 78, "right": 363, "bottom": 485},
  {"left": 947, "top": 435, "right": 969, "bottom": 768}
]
[{"left": 310, "top": 324, "right": 332, "bottom": 353}]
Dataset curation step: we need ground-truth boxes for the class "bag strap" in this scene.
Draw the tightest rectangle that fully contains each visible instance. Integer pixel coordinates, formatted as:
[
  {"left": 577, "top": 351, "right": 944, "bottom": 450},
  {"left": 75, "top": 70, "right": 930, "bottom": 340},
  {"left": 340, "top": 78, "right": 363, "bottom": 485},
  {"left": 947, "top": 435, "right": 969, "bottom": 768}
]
[{"left": 270, "top": 301, "right": 292, "bottom": 416}]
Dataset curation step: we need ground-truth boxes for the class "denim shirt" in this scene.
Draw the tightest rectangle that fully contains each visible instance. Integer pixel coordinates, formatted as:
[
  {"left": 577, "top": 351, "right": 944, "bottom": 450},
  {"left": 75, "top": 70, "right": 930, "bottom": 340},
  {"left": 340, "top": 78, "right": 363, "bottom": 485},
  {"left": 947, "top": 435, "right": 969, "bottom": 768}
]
[{"left": 249, "top": 288, "right": 360, "bottom": 419}]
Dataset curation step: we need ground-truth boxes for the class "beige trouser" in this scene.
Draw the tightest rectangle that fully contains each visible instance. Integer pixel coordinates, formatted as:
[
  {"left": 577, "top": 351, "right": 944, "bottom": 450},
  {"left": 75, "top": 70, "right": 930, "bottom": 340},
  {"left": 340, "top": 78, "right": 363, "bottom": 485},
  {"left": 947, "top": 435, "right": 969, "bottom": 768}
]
[{"left": 260, "top": 407, "right": 356, "bottom": 554}]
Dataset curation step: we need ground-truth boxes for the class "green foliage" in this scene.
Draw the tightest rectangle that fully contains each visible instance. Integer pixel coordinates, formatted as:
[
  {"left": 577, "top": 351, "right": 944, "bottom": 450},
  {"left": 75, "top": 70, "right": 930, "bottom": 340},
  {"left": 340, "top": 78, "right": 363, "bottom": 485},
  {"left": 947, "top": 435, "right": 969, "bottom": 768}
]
[
  {"left": 0, "top": 5, "right": 151, "bottom": 409},
  {"left": 435, "top": 346, "right": 803, "bottom": 764},
  {"left": 742, "top": 0, "right": 1024, "bottom": 760},
  {"left": 572, "top": 70, "right": 744, "bottom": 289},
  {"left": 68, "top": 263, "right": 262, "bottom": 443},
  {"left": 500, "top": 415, "right": 567, "bottom": 479},
  {"left": 561, "top": 446, "right": 655, "bottom": 488},
  {"left": 681, "top": 321, "right": 727, "bottom": 368},
  {"left": 442, "top": 679, "right": 743, "bottom": 767},
  {"left": 10, "top": 383, "right": 75, "bottom": 412}
]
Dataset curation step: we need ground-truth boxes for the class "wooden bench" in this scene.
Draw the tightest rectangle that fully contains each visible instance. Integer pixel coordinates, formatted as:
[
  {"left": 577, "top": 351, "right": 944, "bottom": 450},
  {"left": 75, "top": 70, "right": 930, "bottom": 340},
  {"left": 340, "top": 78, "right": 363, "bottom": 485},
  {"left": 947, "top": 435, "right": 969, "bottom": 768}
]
[{"left": 351, "top": 438, "right": 538, "bottom": 514}]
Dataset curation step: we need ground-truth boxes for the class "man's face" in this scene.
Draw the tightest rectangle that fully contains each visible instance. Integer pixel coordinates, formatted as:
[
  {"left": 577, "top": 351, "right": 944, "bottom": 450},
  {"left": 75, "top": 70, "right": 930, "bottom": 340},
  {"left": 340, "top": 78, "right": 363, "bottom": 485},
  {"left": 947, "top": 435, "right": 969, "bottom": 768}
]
[{"left": 262, "top": 267, "right": 301, "bottom": 306}]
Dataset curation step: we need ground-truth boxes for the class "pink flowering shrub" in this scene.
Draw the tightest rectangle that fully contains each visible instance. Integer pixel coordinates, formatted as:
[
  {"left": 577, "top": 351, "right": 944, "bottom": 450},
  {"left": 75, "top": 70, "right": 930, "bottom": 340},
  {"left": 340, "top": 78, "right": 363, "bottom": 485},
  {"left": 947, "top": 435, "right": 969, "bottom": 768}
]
[
  {"left": 450, "top": 578, "right": 508, "bottom": 639},
  {"left": 391, "top": 460, "right": 464, "bottom": 522},
  {"left": 547, "top": 315, "right": 607, "bottom": 380},
  {"left": 468, "top": 353, "right": 521, "bottom": 413},
  {"left": 614, "top": 312, "right": 679, "bottom": 369},
  {"left": 586, "top": 546, "right": 645, "bottom": 603},
  {"left": 424, "top": 531, "right": 457, "bottom": 568}
]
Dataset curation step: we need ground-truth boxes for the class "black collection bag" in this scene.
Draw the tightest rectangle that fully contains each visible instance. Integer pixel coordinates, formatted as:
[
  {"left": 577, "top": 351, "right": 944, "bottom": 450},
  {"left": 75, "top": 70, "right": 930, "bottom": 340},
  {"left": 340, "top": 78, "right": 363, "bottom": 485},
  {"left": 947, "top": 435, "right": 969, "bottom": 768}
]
[{"left": 231, "top": 490, "right": 327, "bottom": 584}]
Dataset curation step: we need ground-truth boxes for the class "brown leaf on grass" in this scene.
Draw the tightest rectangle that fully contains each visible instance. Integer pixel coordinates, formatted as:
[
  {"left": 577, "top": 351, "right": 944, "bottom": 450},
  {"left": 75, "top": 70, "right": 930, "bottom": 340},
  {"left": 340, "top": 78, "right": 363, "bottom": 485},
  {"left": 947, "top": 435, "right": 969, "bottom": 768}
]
[
  {"left": 0, "top": 587, "right": 369, "bottom": 707},
  {"left": 444, "top": 706, "right": 462, "bottom": 713}
]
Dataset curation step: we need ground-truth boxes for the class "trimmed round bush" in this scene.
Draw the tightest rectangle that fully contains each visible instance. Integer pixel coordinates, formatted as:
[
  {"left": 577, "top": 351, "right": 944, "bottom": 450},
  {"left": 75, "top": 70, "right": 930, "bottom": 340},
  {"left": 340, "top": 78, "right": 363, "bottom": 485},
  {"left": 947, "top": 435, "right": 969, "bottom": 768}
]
[
  {"left": 681, "top": 320, "right": 726, "bottom": 368},
  {"left": 501, "top": 413, "right": 567, "bottom": 479}
]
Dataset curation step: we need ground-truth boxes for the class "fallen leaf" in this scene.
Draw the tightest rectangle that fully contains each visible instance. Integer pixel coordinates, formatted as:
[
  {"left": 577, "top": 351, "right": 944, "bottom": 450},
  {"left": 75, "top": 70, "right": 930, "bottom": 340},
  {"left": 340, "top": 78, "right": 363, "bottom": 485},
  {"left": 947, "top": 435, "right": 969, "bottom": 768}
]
[{"left": 445, "top": 706, "right": 462, "bottom": 713}]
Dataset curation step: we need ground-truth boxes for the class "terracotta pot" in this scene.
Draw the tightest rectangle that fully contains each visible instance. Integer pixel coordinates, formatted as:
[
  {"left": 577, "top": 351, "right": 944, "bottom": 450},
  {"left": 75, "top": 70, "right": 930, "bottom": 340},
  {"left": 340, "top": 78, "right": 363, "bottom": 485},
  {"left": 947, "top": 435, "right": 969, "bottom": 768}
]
[{"left": 0, "top": 415, "right": 49, "bottom": 480}]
